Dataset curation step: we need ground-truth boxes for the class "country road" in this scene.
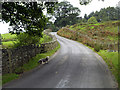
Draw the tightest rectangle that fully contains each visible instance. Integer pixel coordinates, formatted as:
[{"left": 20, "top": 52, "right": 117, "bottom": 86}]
[{"left": 3, "top": 32, "right": 117, "bottom": 88}]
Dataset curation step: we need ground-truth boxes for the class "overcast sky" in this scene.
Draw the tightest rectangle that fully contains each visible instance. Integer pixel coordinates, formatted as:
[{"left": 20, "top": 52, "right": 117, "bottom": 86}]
[{"left": 59, "top": 0, "right": 120, "bottom": 17}]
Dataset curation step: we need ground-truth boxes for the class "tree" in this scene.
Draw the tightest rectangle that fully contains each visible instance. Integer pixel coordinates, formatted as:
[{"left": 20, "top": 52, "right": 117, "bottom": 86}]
[
  {"left": 87, "top": 16, "right": 98, "bottom": 24},
  {"left": 79, "top": 0, "right": 92, "bottom": 5},
  {"left": 45, "top": 21, "right": 59, "bottom": 32},
  {"left": 82, "top": 14, "right": 88, "bottom": 22},
  {"left": 88, "top": 12, "right": 94, "bottom": 19},
  {"left": 83, "top": 7, "right": 119, "bottom": 22},
  {"left": 2, "top": 2, "right": 57, "bottom": 36},
  {"left": 79, "top": 0, "right": 104, "bottom": 5},
  {"left": 53, "top": 1, "right": 81, "bottom": 28}
]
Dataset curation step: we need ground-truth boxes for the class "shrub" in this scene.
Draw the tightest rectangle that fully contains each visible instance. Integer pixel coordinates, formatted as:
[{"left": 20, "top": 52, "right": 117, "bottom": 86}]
[
  {"left": 16, "top": 33, "right": 41, "bottom": 47},
  {"left": 15, "top": 67, "right": 23, "bottom": 74},
  {"left": 88, "top": 16, "right": 98, "bottom": 24},
  {"left": 42, "top": 34, "right": 52, "bottom": 43}
]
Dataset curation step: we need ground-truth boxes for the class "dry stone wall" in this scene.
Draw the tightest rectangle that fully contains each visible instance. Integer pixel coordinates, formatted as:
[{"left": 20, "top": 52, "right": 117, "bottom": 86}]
[{"left": 2, "top": 32, "right": 58, "bottom": 74}]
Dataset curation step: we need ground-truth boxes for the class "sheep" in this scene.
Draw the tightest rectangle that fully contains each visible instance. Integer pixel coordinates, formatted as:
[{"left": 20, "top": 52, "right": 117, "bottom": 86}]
[{"left": 38, "top": 56, "right": 50, "bottom": 64}]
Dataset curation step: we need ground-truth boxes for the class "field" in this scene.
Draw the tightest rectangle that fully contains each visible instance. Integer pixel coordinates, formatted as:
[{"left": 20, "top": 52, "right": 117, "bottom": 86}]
[
  {"left": 57, "top": 20, "right": 119, "bottom": 85},
  {"left": 1, "top": 33, "right": 17, "bottom": 42},
  {"left": 1, "top": 32, "right": 52, "bottom": 48}
]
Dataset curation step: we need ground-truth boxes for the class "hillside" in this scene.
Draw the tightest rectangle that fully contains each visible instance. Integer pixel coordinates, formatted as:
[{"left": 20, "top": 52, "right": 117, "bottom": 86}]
[
  {"left": 57, "top": 20, "right": 119, "bottom": 85},
  {"left": 57, "top": 21, "right": 119, "bottom": 51}
]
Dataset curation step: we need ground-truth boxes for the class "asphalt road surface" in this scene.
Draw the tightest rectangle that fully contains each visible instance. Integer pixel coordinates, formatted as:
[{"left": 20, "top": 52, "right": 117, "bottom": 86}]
[{"left": 3, "top": 33, "right": 117, "bottom": 88}]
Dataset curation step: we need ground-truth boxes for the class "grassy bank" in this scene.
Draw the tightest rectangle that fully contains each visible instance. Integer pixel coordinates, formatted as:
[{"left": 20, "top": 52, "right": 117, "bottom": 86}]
[
  {"left": 86, "top": 44, "right": 118, "bottom": 86},
  {"left": 98, "top": 50, "right": 118, "bottom": 85},
  {"left": 2, "top": 41, "right": 60, "bottom": 84}
]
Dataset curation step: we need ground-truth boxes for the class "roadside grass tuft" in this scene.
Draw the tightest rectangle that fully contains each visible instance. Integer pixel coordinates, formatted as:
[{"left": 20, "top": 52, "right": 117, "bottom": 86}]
[{"left": 2, "top": 73, "right": 19, "bottom": 84}]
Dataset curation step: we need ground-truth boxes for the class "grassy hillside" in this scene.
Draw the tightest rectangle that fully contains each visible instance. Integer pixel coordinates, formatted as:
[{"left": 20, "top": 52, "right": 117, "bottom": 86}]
[
  {"left": 57, "top": 20, "right": 119, "bottom": 86},
  {"left": 58, "top": 21, "right": 119, "bottom": 51}
]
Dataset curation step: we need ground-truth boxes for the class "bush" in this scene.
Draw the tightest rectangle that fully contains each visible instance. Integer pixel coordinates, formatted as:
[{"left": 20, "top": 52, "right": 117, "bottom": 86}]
[
  {"left": 88, "top": 16, "right": 98, "bottom": 24},
  {"left": 15, "top": 67, "right": 23, "bottom": 74},
  {"left": 16, "top": 33, "right": 41, "bottom": 47},
  {"left": 46, "top": 24, "right": 59, "bottom": 32}
]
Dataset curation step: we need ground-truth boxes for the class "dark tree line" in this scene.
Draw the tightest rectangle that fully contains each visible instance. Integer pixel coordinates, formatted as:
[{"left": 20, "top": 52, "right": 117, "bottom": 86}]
[{"left": 82, "top": 6, "right": 120, "bottom": 22}]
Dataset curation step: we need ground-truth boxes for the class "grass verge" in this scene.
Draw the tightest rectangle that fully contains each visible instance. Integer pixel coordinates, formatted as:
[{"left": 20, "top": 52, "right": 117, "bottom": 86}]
[
  {"left": 98, "top": 50, "right": 118, "bottom": 86},
  {"left": 78, "top": 40, "right": 118, "bottom": 86},
  {"left": 2, "top": 42, "right": 60, "bottom": 85},
  {"left": 2, "top": 74, "right": 19, "bottom": 85}
]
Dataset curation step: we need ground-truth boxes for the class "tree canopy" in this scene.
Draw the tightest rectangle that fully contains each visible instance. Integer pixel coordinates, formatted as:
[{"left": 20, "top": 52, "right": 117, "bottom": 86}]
[
  {"left": 2, "top": 2, "right": 57, "bottom": 36},
  {"left": 53, "top": 1, "right": 81, "bottom": 28}
]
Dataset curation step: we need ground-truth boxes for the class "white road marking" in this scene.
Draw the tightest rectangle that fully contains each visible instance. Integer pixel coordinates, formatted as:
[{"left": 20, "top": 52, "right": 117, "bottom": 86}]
[{"left": 56, "top": 75, "right": 70, "bottom": 88}]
